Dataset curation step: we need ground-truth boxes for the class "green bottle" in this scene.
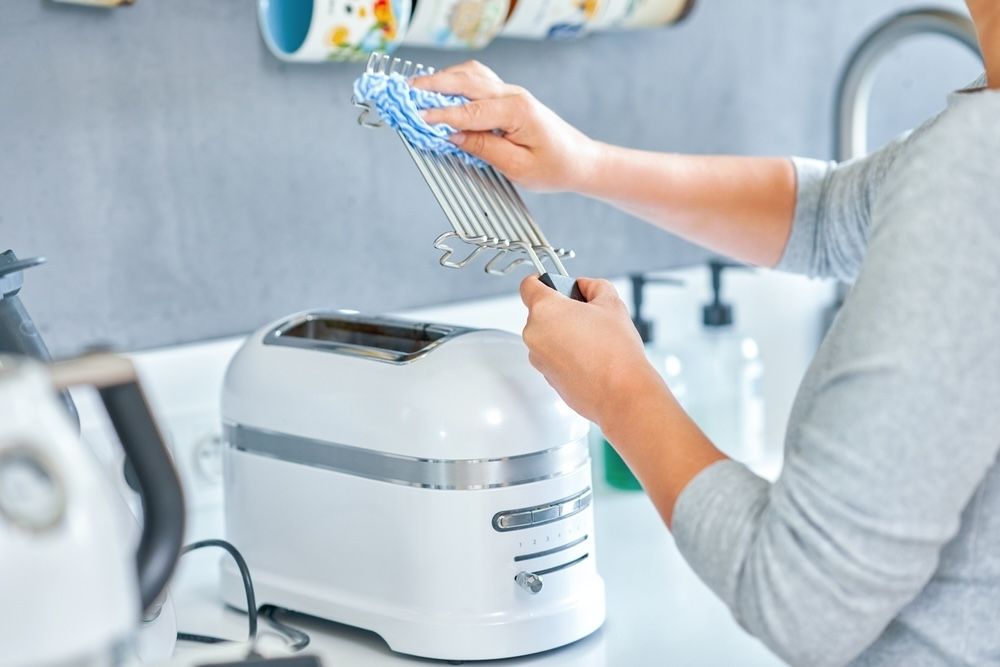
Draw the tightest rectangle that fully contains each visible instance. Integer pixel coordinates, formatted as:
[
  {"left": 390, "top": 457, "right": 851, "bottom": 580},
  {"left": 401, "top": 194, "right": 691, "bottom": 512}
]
[
  {"left": 601, "top": 274, "right": 685, "bottom": 491},
  {"left": 603, "top": 437, "right": 643, "bottom": 490}
]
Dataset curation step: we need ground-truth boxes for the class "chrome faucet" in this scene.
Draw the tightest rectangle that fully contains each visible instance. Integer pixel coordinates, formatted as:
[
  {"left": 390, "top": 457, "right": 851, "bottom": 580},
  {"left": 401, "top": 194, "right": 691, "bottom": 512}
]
[
  {"left": 822, "top": 8, "right": 982, "bottom": 336},
  {"left": 835, "top": 7, "right": 980, "bottom": 162}
]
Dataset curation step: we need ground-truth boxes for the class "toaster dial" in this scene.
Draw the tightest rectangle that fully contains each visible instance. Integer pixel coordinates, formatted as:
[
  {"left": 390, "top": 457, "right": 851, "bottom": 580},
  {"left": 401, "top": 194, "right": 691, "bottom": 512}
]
[{"left": 515, "top": 571, "right": 544, "bottom": 594}]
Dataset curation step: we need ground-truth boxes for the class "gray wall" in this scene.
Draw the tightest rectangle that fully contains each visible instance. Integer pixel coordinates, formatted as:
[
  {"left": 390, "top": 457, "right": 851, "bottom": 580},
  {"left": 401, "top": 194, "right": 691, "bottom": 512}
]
[{"left": 0, "top": 0, "right": 982, "bottom": 355}]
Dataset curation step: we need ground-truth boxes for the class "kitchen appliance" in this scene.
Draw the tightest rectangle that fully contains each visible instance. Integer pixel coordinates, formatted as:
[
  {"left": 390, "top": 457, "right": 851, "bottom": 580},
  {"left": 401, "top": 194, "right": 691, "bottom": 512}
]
[
  {"left": 0, "top": 353, "right": 185, "bottom": 667},
  {"left": 0, "top": 249, "right": 181, "bottom": 662},
  {"left": 0, "top": 250, "right": 78, "bottom": 426},
  {"left": 220, "top": 311, "right": 605, "bottom": 661},
  {"left": 353, "top": 52, "right": 583, "bottom": 301}
]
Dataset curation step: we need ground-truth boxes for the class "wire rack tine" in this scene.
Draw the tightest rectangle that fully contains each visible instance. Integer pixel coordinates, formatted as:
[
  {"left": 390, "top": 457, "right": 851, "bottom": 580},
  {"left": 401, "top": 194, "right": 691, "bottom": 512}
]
[
  {"left": 459, "top": 159, "right": 522, "bottom": 248},
  {"left": 429, "top": 153, "right": 501, "bottom": 245},
  {"left": 399, "top": 139, "right": 485, "bottom": 244}
]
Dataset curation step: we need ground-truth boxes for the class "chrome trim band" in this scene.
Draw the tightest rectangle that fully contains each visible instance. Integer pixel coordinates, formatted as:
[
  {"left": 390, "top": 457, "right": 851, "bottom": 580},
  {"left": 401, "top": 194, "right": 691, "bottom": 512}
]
[
  {"left": 492, "top": 488, "right": 592, "bottom": 533},
  {"left": 225, "top": 424, "right": 590, "bottom": 491}
]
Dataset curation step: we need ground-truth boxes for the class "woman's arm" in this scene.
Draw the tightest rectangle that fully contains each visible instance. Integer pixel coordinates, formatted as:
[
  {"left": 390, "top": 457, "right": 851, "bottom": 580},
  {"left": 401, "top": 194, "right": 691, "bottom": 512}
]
[
  {"left": 413, "top": 62, "right": 797, "bottom": 268},
  {"left": 578, "top": 147, "right": 797, "bottom": 268},
  {"left": 415, "top": 61, "right": 922, "bottom": 280},
  {"left": 518, "top": 276, "right": 727, "bottom": 523}
]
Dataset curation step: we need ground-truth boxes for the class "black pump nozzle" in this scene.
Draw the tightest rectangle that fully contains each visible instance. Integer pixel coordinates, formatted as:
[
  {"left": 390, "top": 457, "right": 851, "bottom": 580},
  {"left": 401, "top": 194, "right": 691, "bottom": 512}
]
[
  {"left": 630, "top": 273, "right": 684, "bottom": 344},
  {"left": 702, "top": 259, "right": 749, "bottom": 328}
]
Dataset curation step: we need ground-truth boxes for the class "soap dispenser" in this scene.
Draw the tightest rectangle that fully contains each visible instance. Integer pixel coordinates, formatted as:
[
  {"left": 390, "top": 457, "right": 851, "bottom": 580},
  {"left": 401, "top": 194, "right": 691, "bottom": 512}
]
[
  {"left": 600, "top": 274, "right": 686, "bottom": 491},
  {"left": 683, "top": 260, "right": 765, "bottom": 467}
]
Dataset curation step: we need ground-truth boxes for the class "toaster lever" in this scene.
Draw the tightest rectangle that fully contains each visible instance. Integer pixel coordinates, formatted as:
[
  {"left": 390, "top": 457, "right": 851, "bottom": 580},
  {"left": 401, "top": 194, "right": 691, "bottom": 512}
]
[{"left": 515, "top": 571, "right": 543, "bottom": 594}]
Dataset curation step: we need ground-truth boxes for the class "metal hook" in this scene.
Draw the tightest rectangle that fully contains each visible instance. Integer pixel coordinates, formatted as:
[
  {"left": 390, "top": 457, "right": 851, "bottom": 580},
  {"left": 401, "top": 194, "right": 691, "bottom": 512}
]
[
  {"left": 352, "top": 97, "right": 385, "bottom": 129},
  {"left": 485, "top": 249, "right": 531, "bottom": 276},
  {"left": 434, "top": 232, "right": 485, "bottom": 269}
]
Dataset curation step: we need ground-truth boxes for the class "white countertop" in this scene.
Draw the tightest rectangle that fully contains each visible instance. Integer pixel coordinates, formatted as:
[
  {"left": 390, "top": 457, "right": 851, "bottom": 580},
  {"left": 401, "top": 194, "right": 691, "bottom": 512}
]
[{"left": 164, "top": 476, "right": 785, "bottom": 667}]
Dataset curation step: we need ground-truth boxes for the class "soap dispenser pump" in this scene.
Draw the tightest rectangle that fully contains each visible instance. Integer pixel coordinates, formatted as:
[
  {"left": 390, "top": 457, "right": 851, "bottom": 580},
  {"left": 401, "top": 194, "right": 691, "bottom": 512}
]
[
  {"left": 703, "top": 259, "right": 735, "bottom": 328},
  {"left": 684, "top": 260, "right": 766, "bottom": 468},
  {"left": 601, "top": 273, "right": 685, "bottom": 491}
]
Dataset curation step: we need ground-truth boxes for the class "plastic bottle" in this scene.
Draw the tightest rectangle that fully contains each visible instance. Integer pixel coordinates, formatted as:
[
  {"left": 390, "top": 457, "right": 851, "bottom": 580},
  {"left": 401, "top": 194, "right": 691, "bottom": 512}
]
[
  {"left": 600, "top": 274, "right": 686, "bottom": 491},
  {"left": 681, "top": 261, "right": 765, "bottom": 467}
]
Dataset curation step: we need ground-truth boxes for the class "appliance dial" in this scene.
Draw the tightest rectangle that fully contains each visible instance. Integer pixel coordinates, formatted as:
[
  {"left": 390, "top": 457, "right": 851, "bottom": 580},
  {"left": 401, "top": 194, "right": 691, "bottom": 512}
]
[{"left": 0, "top": 445, "right": 65, "bottom": 532}]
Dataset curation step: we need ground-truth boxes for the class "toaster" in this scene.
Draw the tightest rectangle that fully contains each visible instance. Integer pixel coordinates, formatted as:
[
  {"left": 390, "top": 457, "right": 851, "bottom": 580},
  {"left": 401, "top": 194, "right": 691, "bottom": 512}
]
[{"left": 219, "top": 311, "right": 605, "bottom": 661}]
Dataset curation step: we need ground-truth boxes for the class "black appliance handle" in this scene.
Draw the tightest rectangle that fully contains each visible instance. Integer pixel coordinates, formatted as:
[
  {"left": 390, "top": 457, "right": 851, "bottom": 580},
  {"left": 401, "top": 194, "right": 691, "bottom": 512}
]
[
  {"left": 52, "top": 354, "right": 186, "bottom": 613},
  {"left": 539, "top": 273, "right": 586, "bottom": 301}
]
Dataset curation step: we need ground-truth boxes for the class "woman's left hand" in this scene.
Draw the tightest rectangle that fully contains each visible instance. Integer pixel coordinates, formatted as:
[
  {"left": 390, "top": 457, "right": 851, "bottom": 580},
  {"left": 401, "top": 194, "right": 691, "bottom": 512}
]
[{"left": 520, "top": 276, "right": 657, "bottom": 426}]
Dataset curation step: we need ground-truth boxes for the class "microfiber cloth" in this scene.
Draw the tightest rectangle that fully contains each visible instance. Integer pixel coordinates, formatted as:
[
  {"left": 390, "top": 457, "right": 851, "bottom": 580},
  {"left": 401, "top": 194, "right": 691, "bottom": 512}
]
[{"left": 353, "top": 72, "right": 487, "bottom": 168}]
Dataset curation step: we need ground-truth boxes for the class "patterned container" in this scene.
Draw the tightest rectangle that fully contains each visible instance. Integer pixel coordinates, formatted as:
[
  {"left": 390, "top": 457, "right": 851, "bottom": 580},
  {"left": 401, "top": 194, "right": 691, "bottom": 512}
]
[
  {"left": 501, "top": 0, "right": 627, "bottom": 40},
  {"left": 403, "top": 0, "right": 511, "bottom": 49},
  {"left": 619, "top": 0, "right": 693, "bottom": 29},
  {"left": 258, "top": 0, "right": 412, "bottom": 63}
]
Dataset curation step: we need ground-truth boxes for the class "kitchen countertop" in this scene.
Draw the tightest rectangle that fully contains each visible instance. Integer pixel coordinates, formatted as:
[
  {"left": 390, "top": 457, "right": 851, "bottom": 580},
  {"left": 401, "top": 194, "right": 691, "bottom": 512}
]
[{"left": 165, "top": 474, "right": 785, "bottom": 667}]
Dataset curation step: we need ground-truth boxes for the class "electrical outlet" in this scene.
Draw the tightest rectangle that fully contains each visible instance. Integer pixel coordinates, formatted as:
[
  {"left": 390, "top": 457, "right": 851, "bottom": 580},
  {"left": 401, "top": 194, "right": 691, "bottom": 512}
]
[{"left": 160, "top": 410, "right": 225, "bottom": 512}]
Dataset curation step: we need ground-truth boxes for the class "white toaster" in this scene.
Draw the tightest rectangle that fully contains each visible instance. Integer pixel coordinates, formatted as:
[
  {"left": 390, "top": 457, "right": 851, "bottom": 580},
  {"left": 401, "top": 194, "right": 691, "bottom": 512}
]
[{"left": 219, "top": 311, "right": 605, "bottom": 661}]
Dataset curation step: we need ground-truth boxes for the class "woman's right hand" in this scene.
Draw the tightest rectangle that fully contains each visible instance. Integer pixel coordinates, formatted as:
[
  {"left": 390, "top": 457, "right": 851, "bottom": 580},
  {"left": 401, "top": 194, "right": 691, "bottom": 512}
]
[{"left": 411, "top": 61, "right": 600, "bottom": 193}]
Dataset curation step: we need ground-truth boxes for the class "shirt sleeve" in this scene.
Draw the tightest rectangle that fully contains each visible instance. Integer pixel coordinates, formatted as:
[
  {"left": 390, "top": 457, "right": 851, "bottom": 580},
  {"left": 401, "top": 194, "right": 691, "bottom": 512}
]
[
  {"left": 777, "top": 132, "right": 913, "bottom": 282},
  {"left": 672, "top": 97, "right": 1000, "bottom": 667}
]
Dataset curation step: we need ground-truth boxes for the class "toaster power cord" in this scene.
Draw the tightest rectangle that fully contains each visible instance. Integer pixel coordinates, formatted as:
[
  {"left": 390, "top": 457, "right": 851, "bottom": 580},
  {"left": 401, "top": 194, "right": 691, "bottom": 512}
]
[
  {"left": 175, "top": 539, "right": 312, "bottom": 653},
  {"left": 260, "top": 605, "right": 311, "bottom": 651},
  {"left": 176, "top": 538, "right": 258, "bottom": 646}
]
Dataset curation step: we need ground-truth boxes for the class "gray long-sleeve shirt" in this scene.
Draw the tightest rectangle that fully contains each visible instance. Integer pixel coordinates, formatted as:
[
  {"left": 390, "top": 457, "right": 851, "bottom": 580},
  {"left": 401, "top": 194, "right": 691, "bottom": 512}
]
[{"left": 671, "top": 78, "right": 1000, "bottom": 667}]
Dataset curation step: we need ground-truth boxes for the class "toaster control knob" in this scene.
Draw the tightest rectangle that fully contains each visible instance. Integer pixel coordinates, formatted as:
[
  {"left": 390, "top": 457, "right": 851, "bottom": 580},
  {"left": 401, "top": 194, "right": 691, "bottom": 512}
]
[{"left": 515, "top": 571, "right": 543, "bottom": 594}]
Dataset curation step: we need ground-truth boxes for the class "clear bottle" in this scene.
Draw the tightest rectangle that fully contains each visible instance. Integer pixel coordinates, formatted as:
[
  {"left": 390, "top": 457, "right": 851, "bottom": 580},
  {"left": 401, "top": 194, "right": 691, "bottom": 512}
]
[
  {"left": 681, "top": 261, "right": 765, "bottom": 468},
  {"left": 600, "top": 274, "right": 686, "bottom": 491}
]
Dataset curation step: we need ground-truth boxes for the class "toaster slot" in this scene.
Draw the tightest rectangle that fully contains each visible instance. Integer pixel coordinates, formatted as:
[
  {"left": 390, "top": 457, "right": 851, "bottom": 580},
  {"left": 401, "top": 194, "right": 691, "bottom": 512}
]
[{"left": 264, "top": 312, "right": 472, "bottom": 363}]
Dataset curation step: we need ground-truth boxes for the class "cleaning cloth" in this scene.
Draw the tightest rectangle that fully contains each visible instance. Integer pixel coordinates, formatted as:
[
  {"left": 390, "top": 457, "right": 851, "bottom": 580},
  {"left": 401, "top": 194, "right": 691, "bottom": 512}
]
[{"left": 353, "top": 73, "right": 487, "bottom": 168}]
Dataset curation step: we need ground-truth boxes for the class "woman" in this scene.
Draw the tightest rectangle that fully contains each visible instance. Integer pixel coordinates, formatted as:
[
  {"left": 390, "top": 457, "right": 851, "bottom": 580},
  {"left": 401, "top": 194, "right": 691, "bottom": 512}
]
[{"left": 412, "top": 2, "right": 1000, "bottom": 665}]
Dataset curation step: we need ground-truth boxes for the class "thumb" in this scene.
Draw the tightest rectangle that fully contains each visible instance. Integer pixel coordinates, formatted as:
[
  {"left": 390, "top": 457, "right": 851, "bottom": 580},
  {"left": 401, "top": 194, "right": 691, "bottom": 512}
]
[
  {"left": 520, "top": 274, "right": 555, "bottom": 309},
  {"left": 576, "top": 278, "right": 620, "bottom": 304}
]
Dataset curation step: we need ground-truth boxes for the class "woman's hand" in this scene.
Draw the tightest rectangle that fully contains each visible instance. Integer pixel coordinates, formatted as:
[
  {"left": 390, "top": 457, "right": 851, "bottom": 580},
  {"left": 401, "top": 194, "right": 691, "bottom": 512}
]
[
  {"left": 410, "top": 61, "right": 600, "bottom": 192},
  {"left": 520, "top": 276, "right": 661, "bottom": 427}
]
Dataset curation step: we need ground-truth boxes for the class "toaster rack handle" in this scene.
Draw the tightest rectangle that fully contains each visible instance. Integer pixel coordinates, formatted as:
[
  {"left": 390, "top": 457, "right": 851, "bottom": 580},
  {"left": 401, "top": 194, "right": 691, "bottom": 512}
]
[{"left": 539, "top": 273, "right": 585, "bottom": 302}]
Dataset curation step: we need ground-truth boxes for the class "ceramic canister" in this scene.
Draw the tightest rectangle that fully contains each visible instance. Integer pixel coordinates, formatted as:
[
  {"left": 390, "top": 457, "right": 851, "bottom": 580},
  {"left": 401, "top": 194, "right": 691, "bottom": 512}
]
[
  {"left": 587, "top": 0, "right": 634, "bottom": 30},
  {"left": 501, "top": 0, "right": 621, "bottom": 40},
  {"left": 258, "top": 0, "right": 412, "bottom": 63},
  {"left": 619, "top": 0, "right": 693, "bottom": 28},
  {"left": 403, "top": 0, "right": 511, "bottom": 49}
]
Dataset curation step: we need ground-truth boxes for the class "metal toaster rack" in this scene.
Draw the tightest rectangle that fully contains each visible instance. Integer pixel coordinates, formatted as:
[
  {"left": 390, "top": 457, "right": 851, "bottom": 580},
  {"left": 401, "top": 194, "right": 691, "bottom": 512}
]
[{"left": 352, "top": 52, "right": 575, "bottom": 280}]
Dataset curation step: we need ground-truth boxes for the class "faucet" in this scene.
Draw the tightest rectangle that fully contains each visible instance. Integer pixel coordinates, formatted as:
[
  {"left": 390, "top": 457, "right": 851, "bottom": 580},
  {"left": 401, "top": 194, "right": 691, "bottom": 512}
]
[
  {"left": 836, "top": 7, "right": 981, "bottom": 161},
  {"left": 822, "top": 7, "right": 982, "bottom": 335}
]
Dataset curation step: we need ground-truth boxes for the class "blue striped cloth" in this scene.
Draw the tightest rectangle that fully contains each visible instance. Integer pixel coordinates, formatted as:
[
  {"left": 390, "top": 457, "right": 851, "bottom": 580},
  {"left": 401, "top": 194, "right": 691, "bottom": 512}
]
[{"left": 353, "top": 73, "right": 487, "bottom": 168}]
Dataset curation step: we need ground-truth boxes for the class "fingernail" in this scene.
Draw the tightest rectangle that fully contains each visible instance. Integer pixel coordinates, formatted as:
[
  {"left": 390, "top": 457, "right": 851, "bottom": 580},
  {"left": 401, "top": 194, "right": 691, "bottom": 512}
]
[{"left": 450, "top": 132, "right": 466, "bottom": 146}]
